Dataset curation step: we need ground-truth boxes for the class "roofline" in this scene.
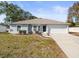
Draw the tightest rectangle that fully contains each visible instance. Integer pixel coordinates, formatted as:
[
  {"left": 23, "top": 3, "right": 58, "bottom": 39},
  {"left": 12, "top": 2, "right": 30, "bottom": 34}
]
[
  {"left": 10, "top": 18, "right": 68, "bottom": 25},
  {"left": 10, "top": 23, "right": 68, "bottom": 25}
]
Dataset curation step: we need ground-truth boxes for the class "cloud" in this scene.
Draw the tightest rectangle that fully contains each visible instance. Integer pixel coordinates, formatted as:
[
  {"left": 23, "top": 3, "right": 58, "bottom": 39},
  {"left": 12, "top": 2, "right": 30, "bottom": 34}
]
[
  {"left": 52, "top": 6, "right": 68, "bottom": 14},
  {"left": 31, "top": 8, "right": 48, "bottom": 17},
  {"left": 31, "top": 6, "right": 68, "bottom": 22},
  {"left": 33, "top": 5, "right": 68, "bottom": 15}
]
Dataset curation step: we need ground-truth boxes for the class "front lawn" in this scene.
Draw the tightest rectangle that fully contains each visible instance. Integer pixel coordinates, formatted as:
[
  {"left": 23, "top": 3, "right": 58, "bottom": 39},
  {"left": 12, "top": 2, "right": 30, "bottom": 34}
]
[{"left": 0, "top": 33, "right": 67, "bottom": 58}]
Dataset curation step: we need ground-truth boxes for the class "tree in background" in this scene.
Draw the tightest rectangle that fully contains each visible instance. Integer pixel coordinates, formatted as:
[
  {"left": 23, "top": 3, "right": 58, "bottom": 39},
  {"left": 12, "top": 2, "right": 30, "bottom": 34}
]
[
  {"left": 67, "top": 2, "right": 79, "bottom": 26},
  {"left": 0, "top": 1, "right": 37, "bottom": 24},
  {"left": 67, "top": 7, "right": 73, "bottom": 23},
  {"left": 67, "top": 2, "right": 79, "bottom": 22}
]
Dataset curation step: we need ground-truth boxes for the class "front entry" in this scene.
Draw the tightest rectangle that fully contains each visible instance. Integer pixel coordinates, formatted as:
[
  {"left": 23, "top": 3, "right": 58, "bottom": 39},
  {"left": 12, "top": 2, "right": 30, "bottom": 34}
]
[
  {"left": 28, "top": 24, "right": 32, "bottom": 34},
  {"left": 43, "top": 25, "right": 46, "bottom": 32}
]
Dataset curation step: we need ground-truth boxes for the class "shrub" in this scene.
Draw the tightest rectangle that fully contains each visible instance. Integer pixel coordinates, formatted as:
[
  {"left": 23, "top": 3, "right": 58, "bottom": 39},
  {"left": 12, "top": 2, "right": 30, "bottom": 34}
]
[{"left": 69, "top": 22, "right": 75, "bottom": 27}]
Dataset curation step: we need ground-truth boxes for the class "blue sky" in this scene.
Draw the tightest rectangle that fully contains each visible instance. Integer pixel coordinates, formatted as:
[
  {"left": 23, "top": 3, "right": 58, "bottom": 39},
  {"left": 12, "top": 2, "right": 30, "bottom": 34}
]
[{"left": 0, "top": 1, "right": 76, "bottom": 23}]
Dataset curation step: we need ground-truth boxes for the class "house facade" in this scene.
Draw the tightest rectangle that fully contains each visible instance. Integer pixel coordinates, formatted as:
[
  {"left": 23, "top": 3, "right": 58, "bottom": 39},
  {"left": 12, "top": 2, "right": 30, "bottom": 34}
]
[
  {"left": 9, "top": 18, "right": 69, "bottom": 36},
  {"left": 0, "top": 24, "right": 7, "bottom": 32}
]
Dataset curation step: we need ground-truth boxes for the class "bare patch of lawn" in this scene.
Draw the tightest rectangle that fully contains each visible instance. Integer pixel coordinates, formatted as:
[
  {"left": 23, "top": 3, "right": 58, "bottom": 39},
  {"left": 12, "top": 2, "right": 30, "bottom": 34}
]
[{"left": 0, "top": 33, "right": 67, "bottom": 58}]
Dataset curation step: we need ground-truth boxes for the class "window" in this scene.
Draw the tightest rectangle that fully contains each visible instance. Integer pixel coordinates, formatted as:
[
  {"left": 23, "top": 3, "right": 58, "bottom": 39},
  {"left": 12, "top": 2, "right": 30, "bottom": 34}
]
[
  {"left": 17, "top": 26, "right": 21, "bottom": 31},
  {"left": 7, "top": 26, "right": 10, "bottom": 29},
  {"left": 33, "top": 26, "right": 37, "bottom": 31},
  {"left": 43, "top": 25, "right": 46, "bottom": 32},
  {"left": 38, "top": 26, "right": 40, "bottom": 31}
]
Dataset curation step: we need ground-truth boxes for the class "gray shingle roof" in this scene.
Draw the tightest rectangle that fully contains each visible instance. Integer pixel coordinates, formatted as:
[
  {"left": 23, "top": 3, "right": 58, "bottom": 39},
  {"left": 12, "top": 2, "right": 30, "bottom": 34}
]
[{"left": 12, "top": 18, "right": 67, "bottom": 25}]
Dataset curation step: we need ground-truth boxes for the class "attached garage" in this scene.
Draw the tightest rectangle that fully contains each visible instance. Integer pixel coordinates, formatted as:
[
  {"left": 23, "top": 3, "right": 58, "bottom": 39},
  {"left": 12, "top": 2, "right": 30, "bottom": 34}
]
[
  {"left": 49, "top": 25, "right": 68, "bottom": 34},
  {"left": 49, "top": 24, "right": 68, "bottom": 35}
]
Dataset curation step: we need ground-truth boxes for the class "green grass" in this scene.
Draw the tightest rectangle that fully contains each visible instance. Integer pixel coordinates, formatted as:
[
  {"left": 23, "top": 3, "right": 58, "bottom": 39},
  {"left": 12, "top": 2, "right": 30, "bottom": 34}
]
[{"left": 0, "top": 33, "right": 67, "bottom": 58}]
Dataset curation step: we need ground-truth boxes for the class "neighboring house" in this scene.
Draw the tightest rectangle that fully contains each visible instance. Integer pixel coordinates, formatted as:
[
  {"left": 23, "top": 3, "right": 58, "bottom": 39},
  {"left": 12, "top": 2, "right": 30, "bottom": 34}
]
[
  {"left": 0, "top": 24, "right": 7, "bottom": 32},
  {"left": 9, "top": 18, "right": 69, "bottom": 36}
]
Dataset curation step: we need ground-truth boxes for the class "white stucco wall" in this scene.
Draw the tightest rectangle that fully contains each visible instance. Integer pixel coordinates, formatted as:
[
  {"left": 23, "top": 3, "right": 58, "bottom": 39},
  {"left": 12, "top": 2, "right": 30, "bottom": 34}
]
[
  {"left": 9, "top": 24, "right": 43, "bottom": 34},
  {"left": 9, "top": 25, "right": 18, "bottom": 34},
  {"left": 0, "top": 25, "right": 7, "bottom": 32},
  {"left": 9, "top": 24, "right": 28, "bottom": 34}
]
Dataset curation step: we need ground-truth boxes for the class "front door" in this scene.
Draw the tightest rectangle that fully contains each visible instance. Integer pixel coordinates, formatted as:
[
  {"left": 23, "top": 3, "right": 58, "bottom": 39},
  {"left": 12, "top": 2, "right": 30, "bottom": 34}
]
[
  {"left": 43, "top": 25, "right": 46, "bottom": 32},
  {"left": 28, "top": 24, "right": 32, "bottom": 34}
]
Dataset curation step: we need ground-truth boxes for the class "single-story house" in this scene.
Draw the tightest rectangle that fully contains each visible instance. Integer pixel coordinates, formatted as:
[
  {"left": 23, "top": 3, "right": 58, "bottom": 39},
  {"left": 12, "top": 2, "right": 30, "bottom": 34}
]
[
  {"left": 9, "top": 18, "right": 69, "bottom": 35},
  {"left": 0, "top": 24, "right": 7, "bottom": 32}
]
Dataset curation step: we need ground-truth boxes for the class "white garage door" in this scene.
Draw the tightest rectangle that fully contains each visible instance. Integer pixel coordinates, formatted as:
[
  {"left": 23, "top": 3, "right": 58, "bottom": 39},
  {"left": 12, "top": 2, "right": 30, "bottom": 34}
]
[{"left": 49, "top": 24, "right": 68, "bottom": 34}]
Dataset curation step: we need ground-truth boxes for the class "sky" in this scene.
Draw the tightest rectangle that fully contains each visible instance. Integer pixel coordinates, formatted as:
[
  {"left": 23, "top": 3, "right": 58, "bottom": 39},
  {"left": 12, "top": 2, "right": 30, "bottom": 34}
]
[{"left": 0, "top": 1, "right": 76, "bottom": 23}]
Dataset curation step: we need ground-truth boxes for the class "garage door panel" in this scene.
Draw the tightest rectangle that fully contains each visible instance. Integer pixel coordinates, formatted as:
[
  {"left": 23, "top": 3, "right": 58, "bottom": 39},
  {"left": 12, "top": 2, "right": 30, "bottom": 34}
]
[
  {"left": 49, "top": 25, "right": 68, "bottom": 34},
  {"left": 50, "top": 29, "right": 67, "bottom": 33}
]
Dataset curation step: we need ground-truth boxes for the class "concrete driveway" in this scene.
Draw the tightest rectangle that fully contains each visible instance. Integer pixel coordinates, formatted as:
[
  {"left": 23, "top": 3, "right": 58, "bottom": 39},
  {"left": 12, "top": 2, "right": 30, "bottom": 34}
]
[{"left": 51, "top": 33, "right": 79, "bottom": 58}]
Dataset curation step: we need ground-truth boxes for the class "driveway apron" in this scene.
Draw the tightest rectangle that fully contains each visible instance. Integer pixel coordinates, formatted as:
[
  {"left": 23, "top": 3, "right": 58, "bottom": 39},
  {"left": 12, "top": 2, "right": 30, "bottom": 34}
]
[{"left": 51, "top": 33, "right": 79, "bottom": 58}]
